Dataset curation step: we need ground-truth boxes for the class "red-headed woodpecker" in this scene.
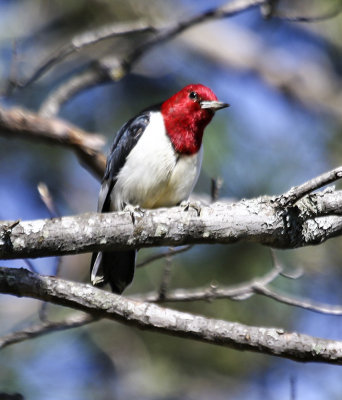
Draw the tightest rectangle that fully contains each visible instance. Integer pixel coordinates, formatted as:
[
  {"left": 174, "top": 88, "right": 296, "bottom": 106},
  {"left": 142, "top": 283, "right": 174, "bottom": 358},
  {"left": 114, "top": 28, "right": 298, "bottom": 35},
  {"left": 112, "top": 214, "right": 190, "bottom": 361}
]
[{"left": 91, "top": 84, "right": 229, "bottom": 293}]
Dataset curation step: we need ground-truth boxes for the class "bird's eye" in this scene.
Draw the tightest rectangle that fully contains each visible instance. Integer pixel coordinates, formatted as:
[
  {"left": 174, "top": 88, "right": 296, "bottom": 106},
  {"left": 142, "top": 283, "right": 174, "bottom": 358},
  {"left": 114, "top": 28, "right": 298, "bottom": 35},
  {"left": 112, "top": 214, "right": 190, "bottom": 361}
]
[{"left": 189, "top": 91, "right": 199, "bottom": 100}]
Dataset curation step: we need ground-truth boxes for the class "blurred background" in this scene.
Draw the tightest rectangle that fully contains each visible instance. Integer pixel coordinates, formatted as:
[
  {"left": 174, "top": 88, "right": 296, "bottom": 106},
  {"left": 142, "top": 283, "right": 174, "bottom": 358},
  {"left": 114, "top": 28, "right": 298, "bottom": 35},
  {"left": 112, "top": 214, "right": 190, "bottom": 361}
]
[{"left": 1, "top": 0, "right": 342, "bottom": 399}]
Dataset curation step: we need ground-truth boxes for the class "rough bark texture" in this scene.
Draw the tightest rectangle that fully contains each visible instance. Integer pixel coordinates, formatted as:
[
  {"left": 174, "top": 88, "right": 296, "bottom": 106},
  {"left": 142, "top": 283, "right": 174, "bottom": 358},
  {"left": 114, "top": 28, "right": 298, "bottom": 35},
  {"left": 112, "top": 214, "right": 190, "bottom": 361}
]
[
  {"left": 0, "top": 190, "right": 342, "bottom": 260},
  {"left": 1, "top": 267, "right": 342, "bottom": 364}
]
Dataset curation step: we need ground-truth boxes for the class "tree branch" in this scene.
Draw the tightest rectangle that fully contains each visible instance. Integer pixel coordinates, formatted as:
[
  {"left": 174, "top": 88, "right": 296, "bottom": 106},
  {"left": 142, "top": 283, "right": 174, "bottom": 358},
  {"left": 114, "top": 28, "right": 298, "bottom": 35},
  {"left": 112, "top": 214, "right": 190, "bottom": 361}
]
[
  {"left": 23, "top": 21, "right": 156, "bottom": 89},
  {"left": 1, "top": 170, "right": 342, "bottom": 259},
  {"left": 1, "top": 267, "right": 342, "bottom": 364},
  {"left": 2, "top": 257, "right": 340, "bottom": 351},
  {"left": 277, "top": 166, "right": 342, "bottom": 207},
  {"left": 136, "top": 245, "right": 193, "bottom": 268},
  {"left": 137, "top": 261, "right": 282, "bottom": 303},
  {"left": 38, "top": 0, "right": 267, "bottom": 116},
  {"left": 0, "top": 313, "right": 96, "bottom": 350},
  {"left": 272, "top": 2, "right": 342, "bottom": 22},
  {"left": 0, "top": 105, "right": 106, "bottom": 179},
  {"left": 253, "top": 284, "right": 342, "bottom": 316},
  {"left": 36, "top": 0, "right": 342, "bottom": 118},
  {"left": 139, "top": 263, "right": 342, "bottom": 316}
]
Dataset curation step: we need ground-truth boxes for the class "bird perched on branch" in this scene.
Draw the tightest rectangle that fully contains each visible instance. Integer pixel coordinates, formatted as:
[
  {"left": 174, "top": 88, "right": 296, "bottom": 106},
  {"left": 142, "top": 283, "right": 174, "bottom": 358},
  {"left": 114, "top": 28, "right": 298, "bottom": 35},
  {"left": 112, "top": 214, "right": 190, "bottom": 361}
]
[{"left": 90, "top": 84, "right": 229, "bottom": 293}]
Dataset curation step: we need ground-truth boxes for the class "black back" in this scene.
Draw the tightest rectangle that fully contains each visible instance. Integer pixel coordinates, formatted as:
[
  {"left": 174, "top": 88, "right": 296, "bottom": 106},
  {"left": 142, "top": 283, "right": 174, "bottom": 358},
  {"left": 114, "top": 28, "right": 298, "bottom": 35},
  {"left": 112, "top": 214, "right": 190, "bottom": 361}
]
[{"left": 99, "top": 111, "right": 151, "bottom": 212}]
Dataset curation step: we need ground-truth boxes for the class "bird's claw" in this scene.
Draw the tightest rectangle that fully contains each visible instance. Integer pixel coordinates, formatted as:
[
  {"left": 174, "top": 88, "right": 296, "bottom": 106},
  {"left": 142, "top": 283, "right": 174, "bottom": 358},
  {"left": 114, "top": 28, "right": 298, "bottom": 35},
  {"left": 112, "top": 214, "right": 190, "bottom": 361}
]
[
  {"left": 123, "top": 203, "right": 145, "bottom": 224},
  {"left": 180, "top": 200, "right": 202, "bottom": 216}
]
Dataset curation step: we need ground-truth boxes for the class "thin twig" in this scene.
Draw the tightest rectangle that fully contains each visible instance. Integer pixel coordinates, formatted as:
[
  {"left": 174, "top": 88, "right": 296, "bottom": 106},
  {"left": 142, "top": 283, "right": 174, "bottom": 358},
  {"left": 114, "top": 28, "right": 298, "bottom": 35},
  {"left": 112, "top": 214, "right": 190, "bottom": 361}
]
[
  {"left": 137, "top": 250, "right": 342, "bottom": 317},
  {"left": 211, "top": 177, "right": 224, "bottom": 203},
  {"left": 22, "top": 259, "right": 39, "bottom": 274},
  {"left": 137, "top": 245, "right": 193, "bottom": 268},
  {"left": 3, "top": 40, "right": 19, "bottom": 96},
  {"left": 37, "top": 182, "right": 59, "bottom": 218},
  {"left": 136, "top": 262, "right": 283, "bottom": 303},
  {"left": 157, "top": 250, "right": 173, "bottom": 300},
  {"left": 277, "top": 166, "right": 342, "bottom": 207},
  {"left": 0, "top": 313, "right": 96, "bottom": 350},
  {"left": 253, "top": 284, "right": 342, "bottom": 316}
]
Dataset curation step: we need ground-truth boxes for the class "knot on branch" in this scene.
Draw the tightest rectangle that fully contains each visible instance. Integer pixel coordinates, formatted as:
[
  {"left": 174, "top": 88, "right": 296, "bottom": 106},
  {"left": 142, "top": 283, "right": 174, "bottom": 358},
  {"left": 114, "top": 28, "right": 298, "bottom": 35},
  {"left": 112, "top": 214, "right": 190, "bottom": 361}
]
[
  {"left": 0, "top": 220, "right": 20, "bottom": 254},
  {"left": 278, "top": 205, "right": 303, "bottom": 248}
]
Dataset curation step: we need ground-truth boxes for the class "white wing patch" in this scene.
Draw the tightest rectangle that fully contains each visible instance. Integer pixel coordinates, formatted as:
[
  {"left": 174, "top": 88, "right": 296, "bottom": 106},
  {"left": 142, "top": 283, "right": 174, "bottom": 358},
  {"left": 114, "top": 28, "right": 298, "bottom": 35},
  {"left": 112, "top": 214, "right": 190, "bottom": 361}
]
[{"left": 111, "top": 112, "right": 202, "bottom": 210}]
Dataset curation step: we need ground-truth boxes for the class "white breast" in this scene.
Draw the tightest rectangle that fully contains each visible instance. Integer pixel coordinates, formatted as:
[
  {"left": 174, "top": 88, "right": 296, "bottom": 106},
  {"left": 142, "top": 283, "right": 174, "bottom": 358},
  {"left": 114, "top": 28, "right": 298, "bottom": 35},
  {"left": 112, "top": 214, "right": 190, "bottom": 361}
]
[{"left": 111, "top": 112, "right": 202, "bottom": 210}]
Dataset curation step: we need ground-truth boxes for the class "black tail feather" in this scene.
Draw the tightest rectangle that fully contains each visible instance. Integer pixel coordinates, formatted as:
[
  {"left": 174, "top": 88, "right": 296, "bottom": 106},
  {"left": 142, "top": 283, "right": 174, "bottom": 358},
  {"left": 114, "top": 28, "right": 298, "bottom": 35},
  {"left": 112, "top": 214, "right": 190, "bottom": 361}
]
[{"left": 90, "top": 251, "right": 136, "bottom": 294}]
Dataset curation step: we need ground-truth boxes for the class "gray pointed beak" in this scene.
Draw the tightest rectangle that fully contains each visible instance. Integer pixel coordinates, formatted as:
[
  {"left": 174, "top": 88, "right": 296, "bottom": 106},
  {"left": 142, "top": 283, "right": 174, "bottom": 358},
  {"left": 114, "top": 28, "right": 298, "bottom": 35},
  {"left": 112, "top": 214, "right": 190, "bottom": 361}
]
[{"left": 200, "top": 100, "right": 230, "bottom": 111}]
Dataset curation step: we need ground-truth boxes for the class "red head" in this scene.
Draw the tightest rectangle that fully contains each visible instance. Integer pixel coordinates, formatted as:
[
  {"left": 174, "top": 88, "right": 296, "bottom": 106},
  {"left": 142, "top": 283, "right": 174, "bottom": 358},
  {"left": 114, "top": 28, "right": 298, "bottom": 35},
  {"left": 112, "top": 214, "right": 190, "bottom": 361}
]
[{"left": 161, "top": 84, "right": 229, "bottom": 155}]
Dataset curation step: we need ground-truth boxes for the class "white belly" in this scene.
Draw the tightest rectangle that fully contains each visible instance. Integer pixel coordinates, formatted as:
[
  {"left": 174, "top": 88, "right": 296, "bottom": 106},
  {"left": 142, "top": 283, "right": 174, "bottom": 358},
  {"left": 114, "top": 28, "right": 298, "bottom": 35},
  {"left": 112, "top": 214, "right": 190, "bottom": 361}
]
[{"left": 111, "top": 112, "right": 202, "bottom": 210}]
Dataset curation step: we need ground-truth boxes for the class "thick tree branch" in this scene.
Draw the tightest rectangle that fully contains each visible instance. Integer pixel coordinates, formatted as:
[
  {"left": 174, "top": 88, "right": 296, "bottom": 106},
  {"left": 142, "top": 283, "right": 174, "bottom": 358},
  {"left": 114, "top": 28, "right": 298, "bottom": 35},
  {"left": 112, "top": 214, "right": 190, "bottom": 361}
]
[
  {"left": 1, "top": 172, "right": 342, "bottom": 259},
  {"left": 1, "top": 267, "right": 342, "bottom": 364},
  {"left": 0, "top": 106, "right": 106, "bottom": 179},
  {"left": 2, "top": 259, "right": 340, "bottom": 351}
]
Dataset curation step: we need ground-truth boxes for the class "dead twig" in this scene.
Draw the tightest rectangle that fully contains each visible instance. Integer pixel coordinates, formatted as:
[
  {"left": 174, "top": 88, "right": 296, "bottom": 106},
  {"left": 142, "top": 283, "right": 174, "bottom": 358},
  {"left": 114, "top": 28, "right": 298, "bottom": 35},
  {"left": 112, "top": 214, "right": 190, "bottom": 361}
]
[{"left": 0, "top": 313, "right": 96, "bottom": 350}]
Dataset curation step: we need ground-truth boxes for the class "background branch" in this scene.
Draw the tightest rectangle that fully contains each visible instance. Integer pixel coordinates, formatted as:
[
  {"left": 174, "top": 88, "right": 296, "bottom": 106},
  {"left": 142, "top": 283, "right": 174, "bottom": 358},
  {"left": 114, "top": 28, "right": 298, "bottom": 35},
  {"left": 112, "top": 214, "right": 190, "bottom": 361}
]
[
  {"left": 38, "top": 0, "right": 267, "bottom": 116},
  {"left": 1, "top": 266, "right": 342, "bottom": 365},
  {"left": 23, "top": 21, "right": 156, "bottom": 88},
  {"left": 0, "top": 105, "right": 106, "bottom": 179},
  {"left": 0, "top": 313, "right": 96, "bottom": 350}
]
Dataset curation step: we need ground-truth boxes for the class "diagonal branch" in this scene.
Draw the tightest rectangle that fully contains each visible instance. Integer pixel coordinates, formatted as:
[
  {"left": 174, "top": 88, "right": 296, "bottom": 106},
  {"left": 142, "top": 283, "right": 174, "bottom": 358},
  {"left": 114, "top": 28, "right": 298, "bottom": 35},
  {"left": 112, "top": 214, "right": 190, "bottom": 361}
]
[
  {"left": 0, "top": 313, "right": 96, "bottom": 350},
  {"left": 1, "top": 266, "right": 342, "bottom": 364},
  {"left": 253, "top": 284, "right": 342, "bottom": 316},
  {"left": 0, "top": 105, "right": 106, "bottom": 179},
  {"left": 23, "top": 21, "right": 156, "bottom": 88},
  {"left": 39, "top": 0, "right": 267, "bottom": 116},
  {"left": 37, "top": 0, "right": 342, "bottom": 117},
  {"left": 277, "top": 166, "right": 342, "bottom": 207},
  {"left": 137, "top": 245, "right": 193, "bottom": 268}
]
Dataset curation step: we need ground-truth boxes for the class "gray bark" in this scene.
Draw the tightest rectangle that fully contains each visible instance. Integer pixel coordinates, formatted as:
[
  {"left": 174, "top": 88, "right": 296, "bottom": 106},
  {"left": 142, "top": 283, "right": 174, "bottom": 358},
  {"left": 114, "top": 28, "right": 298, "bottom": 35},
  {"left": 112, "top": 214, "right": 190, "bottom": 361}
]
[
  {"left": 1, "top": 266, "right": 342, "bottom": 364},
  {"left": 1, "top": 190, "right": 342, "bottom": 260}
]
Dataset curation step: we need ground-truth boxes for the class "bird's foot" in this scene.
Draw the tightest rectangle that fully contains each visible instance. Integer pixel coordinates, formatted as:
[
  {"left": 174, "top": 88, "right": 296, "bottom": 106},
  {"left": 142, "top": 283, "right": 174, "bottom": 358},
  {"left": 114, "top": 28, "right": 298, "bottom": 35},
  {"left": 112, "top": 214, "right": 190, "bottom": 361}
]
[
  {"left": 179, "top": 200, "right": 202, "bottom": 217},
  {"left": 123, "top": 203, "right": 145, "bottom": 224}
]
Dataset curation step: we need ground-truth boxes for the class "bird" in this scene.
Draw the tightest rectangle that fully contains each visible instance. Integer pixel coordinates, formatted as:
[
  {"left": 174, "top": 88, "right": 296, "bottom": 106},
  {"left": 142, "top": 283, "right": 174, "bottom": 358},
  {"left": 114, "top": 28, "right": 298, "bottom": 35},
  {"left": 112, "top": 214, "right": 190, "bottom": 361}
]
[{"left": 90, "top": 83, "right": 229, "bottom": 294}]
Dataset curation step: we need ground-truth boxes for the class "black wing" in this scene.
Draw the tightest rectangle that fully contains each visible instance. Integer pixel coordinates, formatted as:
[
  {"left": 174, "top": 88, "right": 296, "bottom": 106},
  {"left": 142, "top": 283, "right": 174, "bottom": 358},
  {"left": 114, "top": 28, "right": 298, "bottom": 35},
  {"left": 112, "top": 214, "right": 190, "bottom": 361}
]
[{"left": 98, "top": 111, "right": 151, "bottom": 212}]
